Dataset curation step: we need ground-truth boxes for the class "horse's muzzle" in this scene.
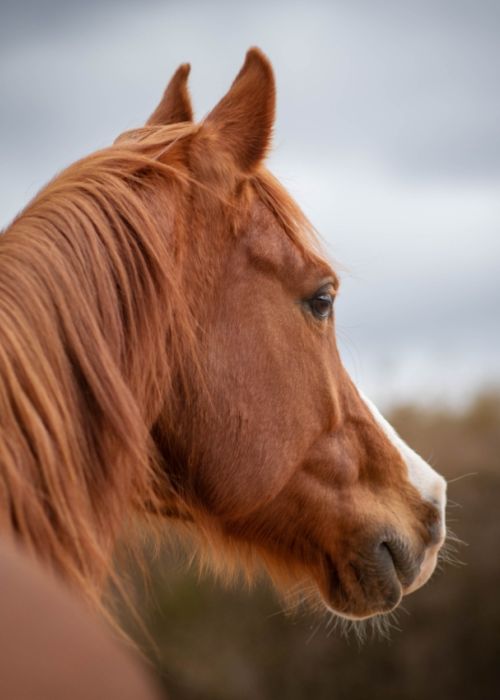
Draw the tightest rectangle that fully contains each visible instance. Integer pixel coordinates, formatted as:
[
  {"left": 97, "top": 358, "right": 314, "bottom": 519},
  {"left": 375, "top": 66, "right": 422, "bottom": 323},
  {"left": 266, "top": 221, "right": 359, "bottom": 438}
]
[{"left": 320, "top": 510, "right": 446, "bottom": 619}]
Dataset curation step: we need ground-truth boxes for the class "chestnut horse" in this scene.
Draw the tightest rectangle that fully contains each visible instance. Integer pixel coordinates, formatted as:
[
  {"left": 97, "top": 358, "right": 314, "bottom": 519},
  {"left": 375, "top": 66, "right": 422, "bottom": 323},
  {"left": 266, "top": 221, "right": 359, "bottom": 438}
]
[{"left": 0, "top": 48, "right": 446, "bottom": 623}]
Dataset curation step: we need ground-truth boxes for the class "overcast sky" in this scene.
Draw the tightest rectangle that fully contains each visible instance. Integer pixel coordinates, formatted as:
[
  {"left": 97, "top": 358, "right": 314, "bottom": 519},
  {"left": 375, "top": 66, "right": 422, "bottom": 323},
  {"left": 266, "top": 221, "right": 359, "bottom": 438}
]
[{"left": 1, "top": 0, "right": 499, "bottom": 407}]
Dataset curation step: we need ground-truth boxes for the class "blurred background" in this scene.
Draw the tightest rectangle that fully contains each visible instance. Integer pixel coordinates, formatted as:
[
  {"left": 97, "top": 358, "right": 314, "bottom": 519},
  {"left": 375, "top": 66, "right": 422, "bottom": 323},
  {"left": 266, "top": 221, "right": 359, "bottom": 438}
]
[{"left": 1, "top": 1, "right": 499, "bottom": 698}]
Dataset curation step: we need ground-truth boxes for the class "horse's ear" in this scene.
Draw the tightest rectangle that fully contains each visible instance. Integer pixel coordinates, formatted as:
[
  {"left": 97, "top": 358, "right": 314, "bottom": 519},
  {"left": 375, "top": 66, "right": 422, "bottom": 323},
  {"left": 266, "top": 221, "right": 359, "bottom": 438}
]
[
  {"left": 147, "top": 63, "right": 193, "bottom": 126},
  {"left": 203, "top": 47, "right": 276, "bottom": 172}
]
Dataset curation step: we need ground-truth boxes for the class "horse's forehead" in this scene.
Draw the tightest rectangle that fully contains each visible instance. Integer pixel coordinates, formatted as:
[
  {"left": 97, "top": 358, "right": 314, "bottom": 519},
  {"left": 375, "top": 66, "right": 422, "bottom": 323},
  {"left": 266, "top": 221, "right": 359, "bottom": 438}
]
[{"left": 243, "top": 201, "right": 334, "bottom": 284}]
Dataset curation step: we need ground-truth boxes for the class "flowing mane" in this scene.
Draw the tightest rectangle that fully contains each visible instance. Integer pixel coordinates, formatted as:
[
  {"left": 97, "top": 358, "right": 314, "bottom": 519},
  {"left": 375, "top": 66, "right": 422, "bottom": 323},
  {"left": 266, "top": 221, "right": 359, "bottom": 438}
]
[{"left": 0, "top": 124, "right": 196, "bottom": 601}]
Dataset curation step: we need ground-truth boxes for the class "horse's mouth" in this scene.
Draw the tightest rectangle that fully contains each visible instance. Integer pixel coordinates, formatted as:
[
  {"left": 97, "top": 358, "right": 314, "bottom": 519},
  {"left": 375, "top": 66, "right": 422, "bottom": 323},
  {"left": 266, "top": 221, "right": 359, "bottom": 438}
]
[{"left": 318, "top": 541, "right": 427, "bottom": 620}]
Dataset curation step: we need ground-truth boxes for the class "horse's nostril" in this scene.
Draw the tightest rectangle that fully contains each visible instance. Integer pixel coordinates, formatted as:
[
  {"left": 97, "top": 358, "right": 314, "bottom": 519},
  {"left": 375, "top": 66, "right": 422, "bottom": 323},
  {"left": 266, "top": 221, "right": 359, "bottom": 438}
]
[
  {"left": 377, "top": 538, "right": 421, "bottom": 589},
  {"left": 424, "top": 498, "right": 446, "bottom": 546},
  {"left": 376, "top": 541, "right": 401, "bottom": 582},
  {"left": 427, "top": 519, "right": 443, "bottom": 545},
  {"left": 377, "top": 541, "right": 395, "bottom": 570}
]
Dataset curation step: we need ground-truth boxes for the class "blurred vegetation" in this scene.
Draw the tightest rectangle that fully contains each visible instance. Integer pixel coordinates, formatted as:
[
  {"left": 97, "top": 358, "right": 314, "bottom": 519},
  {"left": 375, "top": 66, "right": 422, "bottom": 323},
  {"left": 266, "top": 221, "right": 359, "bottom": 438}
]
[{"left": 124, "top": 390, "right": 500, "bottom": 699}]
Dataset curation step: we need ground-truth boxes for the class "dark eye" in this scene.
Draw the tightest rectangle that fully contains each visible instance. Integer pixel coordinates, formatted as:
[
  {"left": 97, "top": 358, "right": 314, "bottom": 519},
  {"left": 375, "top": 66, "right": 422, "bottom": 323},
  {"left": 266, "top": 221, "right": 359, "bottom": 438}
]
[{"left": 308, "top": 292, "right": 335, "bottom": 320}]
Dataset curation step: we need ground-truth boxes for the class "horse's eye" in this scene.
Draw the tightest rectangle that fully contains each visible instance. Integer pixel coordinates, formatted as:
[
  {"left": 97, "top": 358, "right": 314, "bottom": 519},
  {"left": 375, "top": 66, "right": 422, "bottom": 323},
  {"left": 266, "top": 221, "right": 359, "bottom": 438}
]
[{"left": 308, "top": 292, "right": 335, "bottom": 320}]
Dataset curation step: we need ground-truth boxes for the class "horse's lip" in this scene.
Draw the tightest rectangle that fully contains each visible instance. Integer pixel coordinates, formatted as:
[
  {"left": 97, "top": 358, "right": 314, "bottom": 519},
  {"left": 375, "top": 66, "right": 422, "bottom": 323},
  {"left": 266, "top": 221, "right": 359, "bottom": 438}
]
[{"left": 403, "top": 543, "right": 441, "bottom": 595}]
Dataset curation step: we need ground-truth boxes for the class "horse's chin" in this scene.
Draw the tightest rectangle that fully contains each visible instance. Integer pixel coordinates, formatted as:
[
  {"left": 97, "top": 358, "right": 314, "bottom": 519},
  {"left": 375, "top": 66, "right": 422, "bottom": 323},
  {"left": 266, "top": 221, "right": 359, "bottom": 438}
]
[{"left": 320, "top": 591, "right": 403, "bottom": 622}]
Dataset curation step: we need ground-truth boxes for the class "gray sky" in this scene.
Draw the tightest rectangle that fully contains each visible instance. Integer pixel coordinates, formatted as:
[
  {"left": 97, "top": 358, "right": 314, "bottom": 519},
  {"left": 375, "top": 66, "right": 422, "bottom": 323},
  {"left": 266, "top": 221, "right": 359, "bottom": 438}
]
[{"left": 1, "top": 0, "right": 499, "bottom": 407}]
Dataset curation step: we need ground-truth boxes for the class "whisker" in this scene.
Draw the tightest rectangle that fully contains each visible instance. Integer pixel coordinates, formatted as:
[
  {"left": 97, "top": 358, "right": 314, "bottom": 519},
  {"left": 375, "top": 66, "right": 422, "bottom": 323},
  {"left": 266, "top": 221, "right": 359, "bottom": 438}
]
[
  {"left": 306, "top": 619, "right": 323, "bottom": 645},
  {"left": 447, "top": 472, "right": 478, "bottom": 485}
]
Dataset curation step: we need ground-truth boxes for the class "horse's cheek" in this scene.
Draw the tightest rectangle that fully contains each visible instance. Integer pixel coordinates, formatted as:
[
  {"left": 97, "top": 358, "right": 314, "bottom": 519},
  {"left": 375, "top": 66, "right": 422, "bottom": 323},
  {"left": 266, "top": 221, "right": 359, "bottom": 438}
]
[
  {"left": 191, "top": 401, "right": 303, "bottom": 520},
  {"left": 190, "top": 365, "right": 309, "bottom": 519},
  {"left": 192, "top": 291, "right": 327, "bottom": 518}
]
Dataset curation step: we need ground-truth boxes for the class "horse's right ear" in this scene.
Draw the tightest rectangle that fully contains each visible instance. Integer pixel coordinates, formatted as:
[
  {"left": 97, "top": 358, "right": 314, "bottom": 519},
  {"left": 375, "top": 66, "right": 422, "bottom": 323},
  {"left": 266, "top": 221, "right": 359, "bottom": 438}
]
[
  {"left": 147, "top": 63, "right": 193, "bottom": 126},
  {"left": 202, "top": 48, "right": 276, "bottom": 172}
]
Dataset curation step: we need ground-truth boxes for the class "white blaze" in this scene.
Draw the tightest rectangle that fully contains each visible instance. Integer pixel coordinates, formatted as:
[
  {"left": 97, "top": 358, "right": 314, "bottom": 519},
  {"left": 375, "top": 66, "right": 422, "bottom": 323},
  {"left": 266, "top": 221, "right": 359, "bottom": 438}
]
[{"left": 360, "top": 392, "right": 447, "bottom": 528}]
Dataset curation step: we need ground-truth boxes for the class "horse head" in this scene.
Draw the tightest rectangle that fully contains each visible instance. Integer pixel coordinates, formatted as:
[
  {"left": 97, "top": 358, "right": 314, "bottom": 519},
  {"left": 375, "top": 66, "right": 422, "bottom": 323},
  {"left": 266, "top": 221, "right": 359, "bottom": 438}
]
[{"left": 141, "top": 49, "right": 447, "bottom": 620}]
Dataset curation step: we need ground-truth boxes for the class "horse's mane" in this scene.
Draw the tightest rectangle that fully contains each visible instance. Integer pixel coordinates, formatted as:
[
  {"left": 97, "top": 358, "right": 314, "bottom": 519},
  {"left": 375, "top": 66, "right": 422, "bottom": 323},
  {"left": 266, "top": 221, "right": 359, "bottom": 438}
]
[{"left": 0, "top": 121, "right": 319, "bottom": 605}]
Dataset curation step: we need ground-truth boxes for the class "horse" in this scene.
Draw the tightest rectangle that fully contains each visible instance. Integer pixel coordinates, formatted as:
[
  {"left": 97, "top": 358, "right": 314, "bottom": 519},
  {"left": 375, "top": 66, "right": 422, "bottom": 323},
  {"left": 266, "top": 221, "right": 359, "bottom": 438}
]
[{"left": 0, "top": 47, "right": 446, "bottom": 624}]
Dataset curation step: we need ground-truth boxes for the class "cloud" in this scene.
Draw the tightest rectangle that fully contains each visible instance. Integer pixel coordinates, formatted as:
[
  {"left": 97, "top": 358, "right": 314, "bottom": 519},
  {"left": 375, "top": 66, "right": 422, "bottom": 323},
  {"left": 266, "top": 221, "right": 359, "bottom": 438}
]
[
  {"left": 1, "top": 0, "right": 499, "bottom": 404},
  {"left": 2, "top": 0, "right": 499, "bottom": 179}
]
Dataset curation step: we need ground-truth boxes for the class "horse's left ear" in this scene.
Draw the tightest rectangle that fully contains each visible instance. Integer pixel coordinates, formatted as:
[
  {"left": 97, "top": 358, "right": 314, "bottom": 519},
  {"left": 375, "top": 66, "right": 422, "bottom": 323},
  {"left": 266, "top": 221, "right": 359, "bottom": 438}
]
[
  {"left": 203, "top": 47, "right": 276, "bottom": 172},
  {"left": 147, "top": 63, "right": 193, "bottom": 126}
]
